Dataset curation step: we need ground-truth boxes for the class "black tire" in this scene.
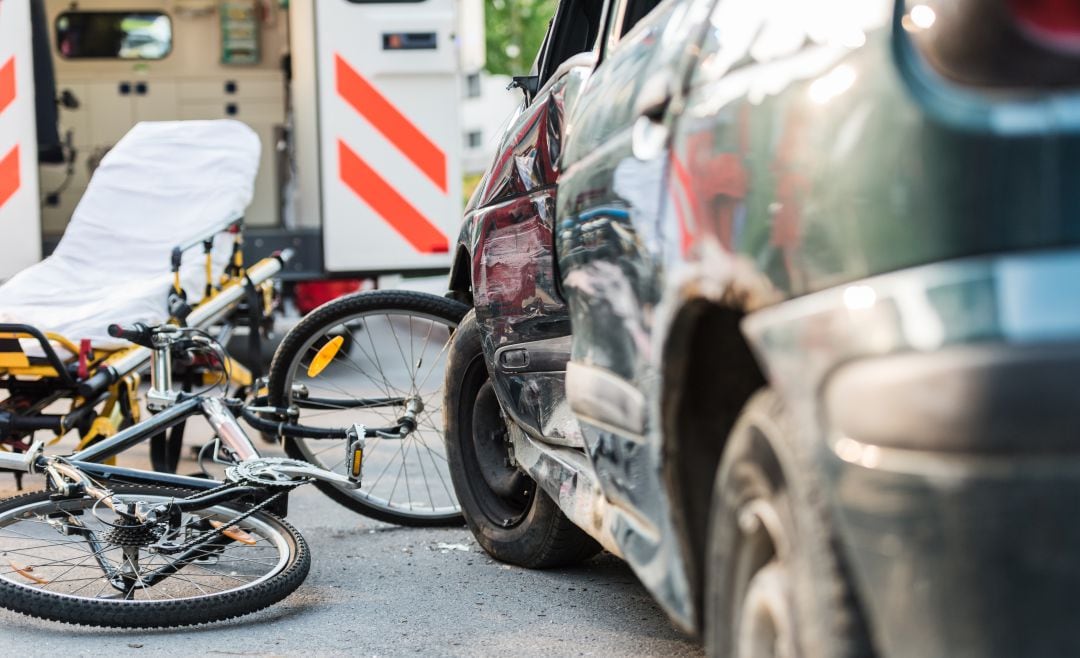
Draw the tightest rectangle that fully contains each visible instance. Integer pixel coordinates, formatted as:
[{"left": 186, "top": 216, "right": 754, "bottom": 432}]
[
  {"left": 268, "top": 290, "right": 468, "bottom": 526},
  {"left": 0, "top": 485, "right": 310, "bottom": 628},
  {"left": 705, "top": 390, "right": 871, "bottom": 658},
  {"left": 445, "top": 311, "right": 600, "bottom": 568}
]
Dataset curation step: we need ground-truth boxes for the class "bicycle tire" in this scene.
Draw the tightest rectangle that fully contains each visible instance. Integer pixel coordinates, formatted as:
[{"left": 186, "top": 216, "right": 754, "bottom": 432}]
[
  {"left": 267, "top": 290, "right": 467, "bottom": 526},
  {"left": 0, "top": 485, "right": 309, "bottom": 628}
]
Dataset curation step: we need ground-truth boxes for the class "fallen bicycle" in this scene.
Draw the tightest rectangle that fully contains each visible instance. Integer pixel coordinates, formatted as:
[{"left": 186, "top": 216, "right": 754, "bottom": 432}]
[{"left": 0, "top": 315, "right": 457, "bottom": 627}]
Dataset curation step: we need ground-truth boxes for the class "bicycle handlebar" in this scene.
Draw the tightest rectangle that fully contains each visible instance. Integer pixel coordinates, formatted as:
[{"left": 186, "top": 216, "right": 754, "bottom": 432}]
[{"left": 107, "top": 322, "right": 154, "bottom": 348}]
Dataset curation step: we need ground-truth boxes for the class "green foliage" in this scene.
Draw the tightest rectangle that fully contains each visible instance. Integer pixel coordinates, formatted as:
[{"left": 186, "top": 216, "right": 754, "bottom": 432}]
[{"left": 485, "top": 0, "right": 558, "bottom": 76}]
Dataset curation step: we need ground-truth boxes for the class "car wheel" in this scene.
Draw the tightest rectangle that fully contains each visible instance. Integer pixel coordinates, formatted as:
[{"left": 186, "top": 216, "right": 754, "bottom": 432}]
[
  {"left": 705, "top": 389, "right": 872, "bottom": 658},
  {"left": 445, "top": 311, "right": 601, "bottom": 568}
]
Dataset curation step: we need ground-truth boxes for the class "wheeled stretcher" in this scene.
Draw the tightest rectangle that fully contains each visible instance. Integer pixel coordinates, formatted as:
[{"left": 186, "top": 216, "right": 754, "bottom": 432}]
[{"left": 0, "top": 120, "right": 288, "bottom": 464}]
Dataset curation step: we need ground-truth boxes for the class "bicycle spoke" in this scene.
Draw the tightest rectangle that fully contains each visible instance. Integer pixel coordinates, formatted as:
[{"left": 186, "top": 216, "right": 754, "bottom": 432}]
[
  {"left": 411, "top": 436, "right": 437, "bottom": 511},
  {"left": 386, "top": 454, "right": 407, "bottom": 508},
  {"left": 414, "top": 334, "right": 453, "bottom": 394},
  {"left": 397, "top": 434, "right": 414, "bottom": 511},
  {"left": 385, "top": 313, "right": 418, "bottom": 392},
  {"left": 122, "top": 552, "right": 155, "bottom": 601}
]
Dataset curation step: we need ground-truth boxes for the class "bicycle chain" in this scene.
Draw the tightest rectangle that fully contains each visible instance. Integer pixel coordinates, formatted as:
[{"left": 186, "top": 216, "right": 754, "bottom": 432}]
[{"left": 150, "top": 483, "right": 298, "bottom": 555}]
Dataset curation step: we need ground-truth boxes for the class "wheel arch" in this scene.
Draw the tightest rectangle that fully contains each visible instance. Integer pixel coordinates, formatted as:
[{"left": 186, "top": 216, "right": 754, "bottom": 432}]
[
  {"left": 448, "top": 243, "right": 473, "bottom": 306},
  {"left": 660, "top": 294, "right": 768, "bottom": 634}
]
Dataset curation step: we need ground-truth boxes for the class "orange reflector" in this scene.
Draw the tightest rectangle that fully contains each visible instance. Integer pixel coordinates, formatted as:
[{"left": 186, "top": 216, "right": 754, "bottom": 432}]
[
  {"left": 351, "top": 448, "right": 363, "bottom": 478},
  {"left": 210, "top": 520, "right": 258, "bottom": 545},
  {"left": 9, "top": 561, "right": 49, "bottom": 585},
  {"left": 307, "top": 335, "right": 344, "bottom": 378}
]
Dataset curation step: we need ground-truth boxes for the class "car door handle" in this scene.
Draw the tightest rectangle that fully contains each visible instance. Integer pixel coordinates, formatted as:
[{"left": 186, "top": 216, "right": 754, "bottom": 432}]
[
  {"left": 632, "top": 75, "right": 673, "bottom": 160},
  {"left": 635, "top": 74, "right": 673, "bottom": 122}
]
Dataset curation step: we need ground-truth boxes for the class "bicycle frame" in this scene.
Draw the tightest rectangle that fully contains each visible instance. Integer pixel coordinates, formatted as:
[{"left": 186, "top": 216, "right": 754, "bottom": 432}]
[
  {"left": 0, "top": 392, "right": 373, "bottom": 498},
  {"left": 0, "top": 397, "right": 254, "bottom": 495},
  {"left": 0, "top": 389, "right": 349, "bottom": 595},
  {"left": 81, "top": 397, "right": 256, "bottom": 487}
]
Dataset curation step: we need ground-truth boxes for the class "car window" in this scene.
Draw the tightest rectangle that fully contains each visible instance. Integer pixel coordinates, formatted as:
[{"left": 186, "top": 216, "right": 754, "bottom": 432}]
[
  {"left": 603, "top": 0, "right": 665, "bottom": 56},
  {"left": 563, "top": 0, "right": 701, "bottom": 165},
  {"left": 692, "top": 0, "right": 890, "bottom": 86},
  {"left": 533, "top": 16, "right": 557, "bottom": 77},
  {"left": 539, "top": 0, "right": 607, "bottom": 85},
  {"left": 620, "top": 0, "right": 666, "bottom": 38}
]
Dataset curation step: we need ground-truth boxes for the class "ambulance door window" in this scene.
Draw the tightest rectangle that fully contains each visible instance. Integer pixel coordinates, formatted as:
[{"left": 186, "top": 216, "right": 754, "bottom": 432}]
[{"left": 55, "top": 12, "right": 172, "bottom": 60}]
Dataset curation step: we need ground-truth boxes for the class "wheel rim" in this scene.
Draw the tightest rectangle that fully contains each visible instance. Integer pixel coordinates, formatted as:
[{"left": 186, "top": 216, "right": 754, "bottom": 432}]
[
  {"left": 0, "top": 493, "right": 290, "bottom": 603},
  {"left": 456, "top": 360, "right": 534, "bottom": 529},
  {"left": 469, "top": 380, "right": 533, "bottom": 526},
  {"left": 282, "top": 309, "right": 461, "bottom": 521},
  {"left": 737, "top": 561, "right": 796, "bottom": 658}
]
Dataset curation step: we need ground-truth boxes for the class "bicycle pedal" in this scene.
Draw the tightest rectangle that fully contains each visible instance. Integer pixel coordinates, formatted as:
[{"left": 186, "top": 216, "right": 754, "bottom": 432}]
[
  {"left": 347, "top": 424, "right": 366, "bottom": 486},
  {"left": 210, "top": 520, "right": 257, "bottom": 545}
]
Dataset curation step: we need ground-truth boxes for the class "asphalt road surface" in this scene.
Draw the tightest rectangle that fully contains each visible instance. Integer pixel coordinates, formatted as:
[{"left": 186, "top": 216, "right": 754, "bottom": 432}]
[{"left": 0, "top": 437, "right": 703, "bottom": 657}]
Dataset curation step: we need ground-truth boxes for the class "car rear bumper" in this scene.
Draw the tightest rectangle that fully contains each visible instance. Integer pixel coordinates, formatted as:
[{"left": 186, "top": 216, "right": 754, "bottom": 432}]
[
  {"left": 823, "top": 341, "right": 1080, "bottom": 657},
  {"left": 825, "top": 429, "right": 1080, "bottom": 657},
  {"left": 742, "top": 248, "right": 1080, "bottom": 657}
]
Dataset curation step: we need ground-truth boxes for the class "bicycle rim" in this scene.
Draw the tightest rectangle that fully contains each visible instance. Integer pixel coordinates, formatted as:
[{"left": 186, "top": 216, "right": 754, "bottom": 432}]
[
  {"left": 0, "top": 488, "right": 304, "bottom": 627},
  {"left": 281, "top": 306, "right": 461, "bottom": 524}
]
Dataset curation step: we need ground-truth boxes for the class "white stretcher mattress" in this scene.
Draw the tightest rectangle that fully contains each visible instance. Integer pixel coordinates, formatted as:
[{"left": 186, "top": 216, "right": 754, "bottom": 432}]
[{"left": 0, "top": 120, "right": 260, "bottom": 352}]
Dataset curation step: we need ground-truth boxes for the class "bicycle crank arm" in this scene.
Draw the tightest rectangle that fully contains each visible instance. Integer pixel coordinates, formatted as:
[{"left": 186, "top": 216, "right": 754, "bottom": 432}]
[
  {"left": 269, "top": 462, "right": 361, "bottom": 488},
  {"left": 227, "top": 456, "right": 362, "bottom": 489}
]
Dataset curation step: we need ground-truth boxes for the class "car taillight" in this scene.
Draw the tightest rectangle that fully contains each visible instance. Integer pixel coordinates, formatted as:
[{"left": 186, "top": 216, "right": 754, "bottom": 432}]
[
  {"left": 905, "top": 0, "right": 1080, "bottom": 90},
  {"left": 1007, "top": 0, "right": 1080, "bottom": 53}
]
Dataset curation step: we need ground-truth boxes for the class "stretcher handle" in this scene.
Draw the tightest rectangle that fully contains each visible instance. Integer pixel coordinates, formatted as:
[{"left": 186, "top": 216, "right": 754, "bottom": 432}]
[
  {"left": 107, "top": 323, "right": 154, "bottom": 348},
  {"left": 0, "top": 323, "right": 79, "bottom": 390}
]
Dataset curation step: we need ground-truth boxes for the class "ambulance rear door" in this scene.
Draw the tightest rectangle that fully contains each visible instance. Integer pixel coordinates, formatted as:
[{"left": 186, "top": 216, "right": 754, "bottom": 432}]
[
  {"left": 313, "top": 0, "right": 462, "bottom": 274},
  {"left": 0, "top": 0, "right": 43, "bottom": 278}
]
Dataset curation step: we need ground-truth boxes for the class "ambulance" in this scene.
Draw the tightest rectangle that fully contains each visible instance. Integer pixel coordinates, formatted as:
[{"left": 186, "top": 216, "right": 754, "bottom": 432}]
[{"left": 0, "top": 0, "right": 485, "bottom": 283}]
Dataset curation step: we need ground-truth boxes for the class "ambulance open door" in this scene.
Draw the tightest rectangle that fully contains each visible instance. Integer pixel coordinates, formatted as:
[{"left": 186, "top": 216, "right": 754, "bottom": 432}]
[
  {"left": 310, "top": 0, "right": 462, "bottom": 274},
  {"left": 0, "top": 0, "right": 43, "bottom": 278}
]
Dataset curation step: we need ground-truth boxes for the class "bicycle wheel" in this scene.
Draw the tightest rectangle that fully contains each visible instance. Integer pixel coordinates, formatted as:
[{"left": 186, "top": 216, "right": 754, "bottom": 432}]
[
  {"left": 0, "top": 485, "right": 309, "bottom": 628},
  {"left": 267, "top": 290, "right": 467, "bottom": 526}
]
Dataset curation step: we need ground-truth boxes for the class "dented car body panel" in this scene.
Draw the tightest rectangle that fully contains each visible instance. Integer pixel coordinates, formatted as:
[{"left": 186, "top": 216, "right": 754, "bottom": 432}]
[
  {"left": 554, "top": 0, "right": 716, "bottom": 628},
  {"left": 453, "top": 61, "right": 594, "bottom": 445}
]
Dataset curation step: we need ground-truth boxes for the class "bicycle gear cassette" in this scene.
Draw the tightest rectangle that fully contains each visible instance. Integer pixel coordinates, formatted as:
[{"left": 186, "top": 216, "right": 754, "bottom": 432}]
[
  {"left": 103, "top": 522, "right": 166, "bottom": 547},
  {"left": 226, "top": 457, "right": 315, "bottom": 487}
]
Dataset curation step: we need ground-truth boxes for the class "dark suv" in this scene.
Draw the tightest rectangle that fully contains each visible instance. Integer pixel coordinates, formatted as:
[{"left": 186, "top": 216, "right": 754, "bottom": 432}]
[{"left": 445, "top": 0, "right": 1080, "bottom": 655}]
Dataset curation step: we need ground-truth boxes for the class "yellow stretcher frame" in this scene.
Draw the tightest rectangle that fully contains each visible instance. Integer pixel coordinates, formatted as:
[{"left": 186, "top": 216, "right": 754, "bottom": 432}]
[{"left": 0, "top": 217, "right": 276, "bottom": 459}]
